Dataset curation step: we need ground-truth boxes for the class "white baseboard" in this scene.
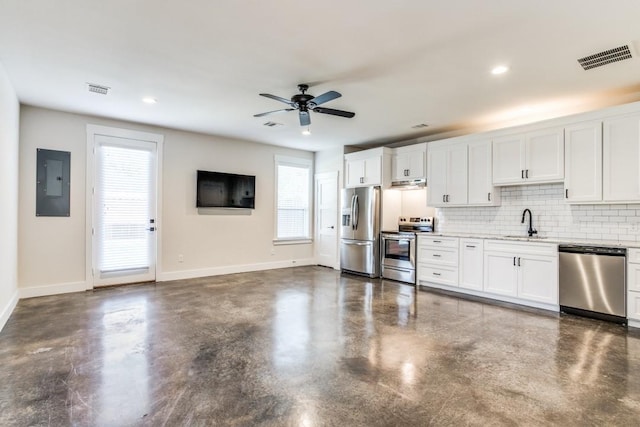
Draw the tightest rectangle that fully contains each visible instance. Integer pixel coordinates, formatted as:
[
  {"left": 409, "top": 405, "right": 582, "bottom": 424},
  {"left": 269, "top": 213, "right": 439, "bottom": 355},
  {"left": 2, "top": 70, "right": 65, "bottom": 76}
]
[
  {"left": 19, "top": 281, "right": 88, "bottom": 299},
  {"left": 0, "top": 289, "right": 19, "bottom": 332},
  {"left": 157, "top": 258, "right": 316, "bottom": 282}
]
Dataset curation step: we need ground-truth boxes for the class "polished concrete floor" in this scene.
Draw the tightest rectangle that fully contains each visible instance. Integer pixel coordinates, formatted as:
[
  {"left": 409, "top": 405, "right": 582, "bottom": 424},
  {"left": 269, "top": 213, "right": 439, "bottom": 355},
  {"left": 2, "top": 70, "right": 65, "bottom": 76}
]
[{"left": 1, "top": 266, "right": 640, "bottom": 426}]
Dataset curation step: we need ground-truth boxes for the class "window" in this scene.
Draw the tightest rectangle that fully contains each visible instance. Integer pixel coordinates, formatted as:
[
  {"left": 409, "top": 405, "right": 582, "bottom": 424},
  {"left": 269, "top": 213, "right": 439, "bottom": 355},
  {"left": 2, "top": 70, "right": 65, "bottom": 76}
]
[{"left": 275, "top": 156, "right": 312, "bottom": 242}]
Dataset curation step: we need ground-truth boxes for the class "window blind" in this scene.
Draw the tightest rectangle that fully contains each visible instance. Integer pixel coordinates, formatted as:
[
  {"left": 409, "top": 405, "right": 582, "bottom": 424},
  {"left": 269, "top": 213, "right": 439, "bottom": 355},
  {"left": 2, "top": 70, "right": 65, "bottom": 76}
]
[
  {"left": 276, "top": 161, "right": 310, "bottom": 240},
  {"left": 96, "top": 144, "right": 152, "bottom": 274}
]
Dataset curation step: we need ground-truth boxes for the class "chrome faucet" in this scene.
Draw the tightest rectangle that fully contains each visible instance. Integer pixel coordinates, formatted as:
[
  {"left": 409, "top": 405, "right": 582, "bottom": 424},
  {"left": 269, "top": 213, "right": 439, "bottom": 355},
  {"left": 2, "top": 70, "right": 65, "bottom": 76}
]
[{"left": 521, "top": 209, "right": 537, "bottom": 237}]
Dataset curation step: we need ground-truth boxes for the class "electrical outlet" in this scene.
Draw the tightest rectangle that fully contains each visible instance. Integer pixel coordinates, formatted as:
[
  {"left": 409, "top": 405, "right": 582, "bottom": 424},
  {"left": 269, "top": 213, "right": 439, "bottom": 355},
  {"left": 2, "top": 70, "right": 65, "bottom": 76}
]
[{"left": 178, "top": 254, "right": 184, "bottom": 263}]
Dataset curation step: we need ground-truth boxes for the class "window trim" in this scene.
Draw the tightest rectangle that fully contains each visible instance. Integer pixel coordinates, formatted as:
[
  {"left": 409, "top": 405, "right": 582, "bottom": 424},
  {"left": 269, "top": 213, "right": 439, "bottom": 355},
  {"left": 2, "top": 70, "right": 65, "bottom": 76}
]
[{"left": 273, "top": 155, "right": 313, "bottom": 244}]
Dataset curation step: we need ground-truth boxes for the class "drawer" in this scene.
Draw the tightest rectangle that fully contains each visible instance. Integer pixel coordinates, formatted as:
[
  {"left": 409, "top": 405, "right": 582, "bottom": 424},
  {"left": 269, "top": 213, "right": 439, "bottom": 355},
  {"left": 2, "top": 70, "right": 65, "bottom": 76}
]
[
  {"left": 628, "top": 291, "right": 640, "bottom": 321},
  {"left": 420, "top": 247, "right": 458, "bottom": 266},
  {"left": 418, "top": 263, "right": 458, "bottom": 287},
  {"left": 628, "top": 248, "right": 640, "bottom": 264},
  {"left": 628, "top": 263, "right": 640, "bottom": 292},
  {"left": 418, "top": 236, "right": 459, "bottom": 249}
]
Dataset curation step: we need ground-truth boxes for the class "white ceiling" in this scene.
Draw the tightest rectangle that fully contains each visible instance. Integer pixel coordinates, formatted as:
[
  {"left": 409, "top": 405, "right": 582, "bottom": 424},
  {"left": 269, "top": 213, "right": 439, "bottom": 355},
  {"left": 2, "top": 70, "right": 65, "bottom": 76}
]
[{"left": 1, "top": 1, "right": 640, "bottom": 151}]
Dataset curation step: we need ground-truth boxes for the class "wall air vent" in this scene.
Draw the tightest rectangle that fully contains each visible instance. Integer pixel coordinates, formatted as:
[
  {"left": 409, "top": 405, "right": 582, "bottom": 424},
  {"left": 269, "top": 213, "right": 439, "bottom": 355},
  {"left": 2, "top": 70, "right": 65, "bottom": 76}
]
[
  {"left": 578, "top": 45, "right": 633, "bottom": 70},
  {"left": 263, "top": 121, "right": 283, "bottom": 127},
  {"left": 87, "top": 83, "right": 110, "bottom": 95}
]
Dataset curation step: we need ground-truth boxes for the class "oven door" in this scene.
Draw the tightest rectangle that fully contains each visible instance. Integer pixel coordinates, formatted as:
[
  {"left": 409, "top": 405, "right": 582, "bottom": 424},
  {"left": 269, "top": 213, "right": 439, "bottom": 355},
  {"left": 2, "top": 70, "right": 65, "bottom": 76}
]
[{"left": 381, "top": 234, "right": 415, "bottom": 270}]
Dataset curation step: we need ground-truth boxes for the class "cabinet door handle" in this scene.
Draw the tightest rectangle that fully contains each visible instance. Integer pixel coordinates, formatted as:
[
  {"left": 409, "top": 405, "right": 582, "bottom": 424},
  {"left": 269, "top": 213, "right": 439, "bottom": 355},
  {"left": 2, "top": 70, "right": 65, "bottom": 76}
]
[
  {"left": 442, "top": 194, "right": 446, "bottom": 202},
  {"left": 513, "top": 257, "right": 516, "bottom": 266},
  {"left": 521, "top": 170, "right": 524, "bottom": 179},
  {"left": 488, "top": 192, "right": 491, "bottom": 201},
  {"left": 446, "top": 194, "right": 450, "bottom": 202},
  {"left": 433, "top": 272, "right": 441, "bottom": 276},
  {"left": 525, "top": 169, "right": 529, "bottom": 178},
  {"left": 433, "top": 240, "right": 442, "bottom": 243},
  {"left": 433, "top": 254, "right": 441, "bottom": 257},
  {"left": 565, "top": 189, "right": 568, "bottom": 199},
  {"left": 466, "top": 245, "right": 476, "bottom": 248}
]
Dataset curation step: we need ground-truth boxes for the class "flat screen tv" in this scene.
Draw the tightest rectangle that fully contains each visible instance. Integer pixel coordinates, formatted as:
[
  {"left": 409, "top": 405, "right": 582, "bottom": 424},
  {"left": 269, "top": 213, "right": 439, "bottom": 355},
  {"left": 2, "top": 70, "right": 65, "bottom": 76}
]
[{"left": 196, "top": 170, "right": 256, "bottom": 209}]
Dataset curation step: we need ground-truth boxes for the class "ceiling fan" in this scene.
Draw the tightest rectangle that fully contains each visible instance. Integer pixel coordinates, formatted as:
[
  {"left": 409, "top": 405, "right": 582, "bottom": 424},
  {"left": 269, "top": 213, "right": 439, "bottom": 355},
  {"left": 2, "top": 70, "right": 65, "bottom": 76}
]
[{"left": 254, "top": 84, "right": 355, "bottom": 126}]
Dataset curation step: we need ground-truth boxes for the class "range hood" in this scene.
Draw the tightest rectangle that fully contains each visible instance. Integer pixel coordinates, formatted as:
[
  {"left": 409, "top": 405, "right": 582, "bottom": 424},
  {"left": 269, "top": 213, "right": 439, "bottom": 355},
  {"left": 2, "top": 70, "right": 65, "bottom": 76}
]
[{"left": 390, "top": 178, "right": 426, "bottom": 189}]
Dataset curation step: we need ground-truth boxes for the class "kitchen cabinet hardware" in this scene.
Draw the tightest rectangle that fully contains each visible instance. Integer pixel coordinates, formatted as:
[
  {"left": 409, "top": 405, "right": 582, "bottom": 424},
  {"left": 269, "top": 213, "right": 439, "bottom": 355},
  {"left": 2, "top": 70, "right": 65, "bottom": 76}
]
[
  {"left": 521, "top": 170, "right": 524, "bottom": 179},
  {"left": 466, "top": 245, "right": 476, "bottom": 248},
  {"left": 442, "top": 194, "right": 446, "bottom": 202},
  {"left": 526, "top": 169, "right": 529, "bottom": 178},
  {"left": 513, "top": 257, "right": 516, "bottom": 266},
  {"left": 433, "top": 240, "right": 442, "bottom": 243},
  {"left": 518, "top": 257, "right": 521, "bottom": 266},
  {"left": 433, "top": 272, "right": 441, "bottom": 276},
  {"left": 488, "top": 192, "right": 491, "bottom": 201},
  {"left": 565, "top": 189, "right": 568, "bottom": 198},
  {"left": 433, "top": 254, "right": 441, "bottom": 257}
]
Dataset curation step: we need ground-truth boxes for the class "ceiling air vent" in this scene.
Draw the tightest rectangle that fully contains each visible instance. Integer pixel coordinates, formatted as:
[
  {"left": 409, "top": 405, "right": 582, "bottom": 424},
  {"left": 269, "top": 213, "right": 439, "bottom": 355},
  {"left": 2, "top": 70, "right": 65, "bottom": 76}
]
[
  {"left": 578, "top": 45, "right": 633, "bottom": 70},
  {"left": 263, "top": 121, "right": 283, "bottom": 127},
  {"left": 87, "top": 83, "right": 110, "bottom": 95}
]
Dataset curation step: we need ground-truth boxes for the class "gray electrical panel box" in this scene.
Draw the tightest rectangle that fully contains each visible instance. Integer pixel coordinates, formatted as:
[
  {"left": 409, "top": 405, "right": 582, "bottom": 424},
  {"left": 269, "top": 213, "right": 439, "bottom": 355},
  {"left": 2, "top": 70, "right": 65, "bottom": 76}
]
[{"left": 36, "top": 149, "right": 70, "bottom": 217}]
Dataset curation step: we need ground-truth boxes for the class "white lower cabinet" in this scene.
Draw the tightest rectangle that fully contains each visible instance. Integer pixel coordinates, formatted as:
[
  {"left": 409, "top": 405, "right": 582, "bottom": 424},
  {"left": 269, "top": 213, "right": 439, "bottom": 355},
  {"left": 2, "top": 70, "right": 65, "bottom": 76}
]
[
  {"left": 418, "top": 236, "right": 558, "bottom": 310},
  {"left": 459, "top": 239, "right": 484, "bottom": 291},
  {"left": 627, "top": 249, "right": 640, "bottom": 325},
  {"left": 483, "top": 251, "right": 518, "bottom": 297},
  {"left": 417, "top": 236, "right": 459, "bottom": 287},
  {"left": 483, "top": 240, "right": 558, "bottom": 306}
]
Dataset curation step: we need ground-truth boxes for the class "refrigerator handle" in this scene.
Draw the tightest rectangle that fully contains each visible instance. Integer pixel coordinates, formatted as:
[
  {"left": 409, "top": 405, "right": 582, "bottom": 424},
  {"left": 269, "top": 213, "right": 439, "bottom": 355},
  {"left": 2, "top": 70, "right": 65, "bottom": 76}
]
[
  {"left": 350, "top": 194, "right": 356, "bottom": 230},
  {"left": 353, "top": 194, "right": 359, "bottom": 230}
]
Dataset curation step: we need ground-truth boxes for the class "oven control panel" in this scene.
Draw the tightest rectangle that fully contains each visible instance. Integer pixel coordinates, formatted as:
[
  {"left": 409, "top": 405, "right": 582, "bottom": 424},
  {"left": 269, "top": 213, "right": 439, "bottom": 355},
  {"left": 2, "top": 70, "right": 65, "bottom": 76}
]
[{"left": 398, "top": 217, "right": 434, "bottom": 232}]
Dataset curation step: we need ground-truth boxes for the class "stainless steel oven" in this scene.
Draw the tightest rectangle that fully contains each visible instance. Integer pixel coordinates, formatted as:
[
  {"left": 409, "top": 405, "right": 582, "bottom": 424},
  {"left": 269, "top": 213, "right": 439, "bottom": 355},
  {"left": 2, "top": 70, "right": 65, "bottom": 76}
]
[{"left": 381, "top": 232, "right": 416, "bottom": 284}]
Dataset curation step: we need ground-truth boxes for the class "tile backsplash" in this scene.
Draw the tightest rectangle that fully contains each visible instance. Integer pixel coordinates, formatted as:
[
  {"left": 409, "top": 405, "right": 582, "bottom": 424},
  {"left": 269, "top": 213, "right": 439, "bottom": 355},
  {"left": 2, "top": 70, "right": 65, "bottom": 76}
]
[{"left": 435, "top": 183, "right": 640, "bottom": 243}]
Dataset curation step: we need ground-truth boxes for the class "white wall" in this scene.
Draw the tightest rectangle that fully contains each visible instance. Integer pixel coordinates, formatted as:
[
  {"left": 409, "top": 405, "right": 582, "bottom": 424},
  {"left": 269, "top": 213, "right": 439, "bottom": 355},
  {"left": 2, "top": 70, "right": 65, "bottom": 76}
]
[
  {"left": 0, "top": 62, "right": 20, "bottom": 330},
  {"left": 436, "top": 183, "right": 640, "bottom": 242},
  {"left": 19, "top": 106, "right": 315, "bottom": 293}
]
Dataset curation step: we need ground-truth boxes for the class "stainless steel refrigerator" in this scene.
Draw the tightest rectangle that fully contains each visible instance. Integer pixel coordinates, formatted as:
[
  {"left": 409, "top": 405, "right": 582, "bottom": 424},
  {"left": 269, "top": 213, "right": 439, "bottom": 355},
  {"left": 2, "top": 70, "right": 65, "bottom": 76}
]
[{"left": 340, "top": 186, "right": 381, "bottom": 277}]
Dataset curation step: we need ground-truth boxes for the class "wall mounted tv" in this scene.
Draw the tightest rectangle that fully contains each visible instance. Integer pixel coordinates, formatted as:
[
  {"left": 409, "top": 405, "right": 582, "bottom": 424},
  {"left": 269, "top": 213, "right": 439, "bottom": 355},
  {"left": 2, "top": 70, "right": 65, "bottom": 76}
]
[{"left": 196, "top": 170, "right": 256, "bottom": 209}]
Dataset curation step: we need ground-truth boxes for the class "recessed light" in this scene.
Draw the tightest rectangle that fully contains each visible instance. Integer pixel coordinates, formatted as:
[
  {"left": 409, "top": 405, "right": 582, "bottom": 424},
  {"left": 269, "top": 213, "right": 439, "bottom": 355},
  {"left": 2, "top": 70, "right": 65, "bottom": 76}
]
[
  {"left": 142, "top": 97, "right": 157, "bottom": 104},
  {"left": 491, "top": 65, "right": 509, "bottom": 75},
  {"left": 302, "top": 127, "right": 311, "bottom": 136}
]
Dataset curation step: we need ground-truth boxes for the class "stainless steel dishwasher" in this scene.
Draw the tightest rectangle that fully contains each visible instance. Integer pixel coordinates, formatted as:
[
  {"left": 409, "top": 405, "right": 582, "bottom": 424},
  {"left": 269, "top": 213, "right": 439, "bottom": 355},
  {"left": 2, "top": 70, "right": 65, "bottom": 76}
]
[{"left": 559, "top": 245, "right": 626, "bottom": 324}]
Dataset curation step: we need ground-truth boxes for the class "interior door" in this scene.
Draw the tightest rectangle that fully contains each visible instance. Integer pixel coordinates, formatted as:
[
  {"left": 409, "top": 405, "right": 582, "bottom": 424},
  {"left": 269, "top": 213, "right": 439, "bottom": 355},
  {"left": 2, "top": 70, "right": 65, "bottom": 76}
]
[
  {"left": 315, "top": 171, "right": 339, "bottom": 269},
  {"left": 93, "top": 135, "right": 158, "bottom": 287}
]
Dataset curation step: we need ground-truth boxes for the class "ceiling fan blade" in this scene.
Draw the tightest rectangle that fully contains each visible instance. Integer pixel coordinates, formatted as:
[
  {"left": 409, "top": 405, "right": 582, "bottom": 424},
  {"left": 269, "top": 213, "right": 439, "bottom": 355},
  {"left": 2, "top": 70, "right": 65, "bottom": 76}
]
[
  {"left": 310, "top": 90, "right": 341, "bottom": 106},
  {"left": 299, "top": 111, "right": 311, "bottom": 126},
  {"left": 253, "top": 108, "right": 295, "bottom": 117},
  {"left": 259, "top": 93, "right": 294, "bottom": 106},
  {"left": 313, "top": 107, "right": 355, "bottom": 118}
]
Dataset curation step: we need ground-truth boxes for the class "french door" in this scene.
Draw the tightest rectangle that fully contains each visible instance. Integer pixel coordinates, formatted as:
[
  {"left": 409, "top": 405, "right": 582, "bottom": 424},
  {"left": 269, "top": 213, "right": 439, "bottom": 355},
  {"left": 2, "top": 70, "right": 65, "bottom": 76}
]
[{"left": 91, "top": 133, "right": 158, "bottom": 287}]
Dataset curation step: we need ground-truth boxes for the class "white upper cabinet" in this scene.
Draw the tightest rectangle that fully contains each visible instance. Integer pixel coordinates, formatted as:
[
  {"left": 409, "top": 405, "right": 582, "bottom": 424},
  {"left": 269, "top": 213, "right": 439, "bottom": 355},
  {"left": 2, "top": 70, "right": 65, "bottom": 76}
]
[
  {"left": 391, "top": 143, "right": 426, "bottom": 182},
  {"left": 492, "top": 127, "right": 564, "bottom": 186},
  {"left": 492, "top": 134, "right": 524, "bottom": 185},
  {"left": 344, "top": 147, "right": 391, "bottom": 188},
  {"left": 427, "top": 143, "right": 468, "bottom": 206},
  {"left": 467, "top": 139, "right": 501, "bottom": 206},
  {"left": 564, "top": 121, "right": 603, "bottom": 203},
  {"left": 603, "top": 113, "right": 640, "bottom": 202}
]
